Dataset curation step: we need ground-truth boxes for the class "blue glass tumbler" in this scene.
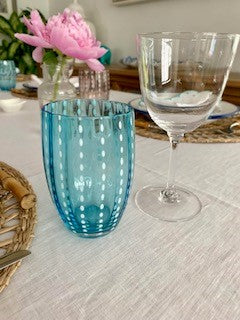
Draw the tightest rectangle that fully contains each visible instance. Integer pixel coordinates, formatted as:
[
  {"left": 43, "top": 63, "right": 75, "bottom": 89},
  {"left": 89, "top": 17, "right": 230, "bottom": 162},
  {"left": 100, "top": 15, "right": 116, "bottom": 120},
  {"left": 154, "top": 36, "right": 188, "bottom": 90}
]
[
  {"left": 41, "top": 99, "right": 135, "bottom": 237},
  {"left": 0, "top": 60, "right": 16, "bottom": 91}
]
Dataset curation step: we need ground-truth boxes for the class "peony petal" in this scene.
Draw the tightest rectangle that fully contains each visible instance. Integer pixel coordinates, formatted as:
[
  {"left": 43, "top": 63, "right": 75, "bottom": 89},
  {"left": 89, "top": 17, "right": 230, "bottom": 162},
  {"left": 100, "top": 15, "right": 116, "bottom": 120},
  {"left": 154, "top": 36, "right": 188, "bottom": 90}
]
[
  {"left": 85, "top": 59, "right": 105, "bottom": 72},
  {"left": 15, "top": 33, "right": 53, "bottom": 48},
  {"left": 65, "top": 46, "right": 107, "bottom": 60},
  {"left": 32, "top": 47, "right": 43, "bottom": 63},
  {"left": 49, "top": 27, "right": 79, "bottom": 55},
  {"left": 23, "top": 11, "right": 46, "bottom": 38},
  {"left": 22, "top": 16, "right": 35, "bottom": 34},
  {"left": 49, "top": 27, "right": 107, "bottom": 60},
  {"left": 30, "top": 10, "right": 46, "bottom": 30}
]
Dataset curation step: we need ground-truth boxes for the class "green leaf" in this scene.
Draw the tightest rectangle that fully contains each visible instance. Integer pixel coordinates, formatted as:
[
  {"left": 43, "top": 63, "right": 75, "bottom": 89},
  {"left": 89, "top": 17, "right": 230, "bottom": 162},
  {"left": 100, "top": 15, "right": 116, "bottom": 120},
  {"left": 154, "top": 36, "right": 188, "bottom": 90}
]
[
  {"left": 0, "top": 9, "right": 44, "bottom": 74},
  {"left": 8, "top": 41, "right": 21, "bottom": 59},
  {"left": 16, "top": 23, "right": 25, "bottom": 33},
  {"left": 19, "top": 9, "right": 31, "bottom": 19},
  {"left": 22, "top": 52, "right": 34, "bottom": 69},
  {"left": 0, "top": 16, "right": 12, "bottom": 29},
  {"left": 43, "top": 51, "right": 58, "bottom": 77},
  {"left": 0, "top": 16, "right": 14, "bottom": 38},
  {"left": 19, "top": 8, "right": 47, "bottom": 24},
  {"left": 28, "top": 64, "right": 37, "bottom": 75},
  {"left": 2, "top": 39, "right": 9, "bottom": 49},
  {"left": 24, "top": 43, "right": 32, "bottom": 54},
  {"left": 43, "top": 51, "right": 58, "bottom": 65},
  {"left": 18, "top": 60, "right": 26, "bottom": 74},
  {"left": 9, "top": 12, "right": 20, "bottom": 32},
  {"left": 0, "top": 51, "right": 8, "bottom": 60}
]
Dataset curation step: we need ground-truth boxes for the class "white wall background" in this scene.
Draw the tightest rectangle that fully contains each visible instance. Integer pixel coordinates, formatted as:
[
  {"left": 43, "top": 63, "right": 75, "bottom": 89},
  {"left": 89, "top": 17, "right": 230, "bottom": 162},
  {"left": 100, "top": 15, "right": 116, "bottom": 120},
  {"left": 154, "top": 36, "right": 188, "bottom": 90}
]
[
  {"left": 17, "top": 0, "right": 49, "bottom": 17},
  {"left": 31, "top": 0, "right": 240, "bottom": 71}
]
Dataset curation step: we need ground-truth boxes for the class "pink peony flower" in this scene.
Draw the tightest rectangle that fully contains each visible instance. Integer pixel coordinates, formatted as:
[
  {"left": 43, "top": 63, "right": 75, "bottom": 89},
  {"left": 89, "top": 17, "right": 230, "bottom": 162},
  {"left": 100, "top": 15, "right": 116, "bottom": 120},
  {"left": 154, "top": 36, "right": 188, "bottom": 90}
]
[{"left": 15, "top": 9, "right": 107, "bottom": 71}]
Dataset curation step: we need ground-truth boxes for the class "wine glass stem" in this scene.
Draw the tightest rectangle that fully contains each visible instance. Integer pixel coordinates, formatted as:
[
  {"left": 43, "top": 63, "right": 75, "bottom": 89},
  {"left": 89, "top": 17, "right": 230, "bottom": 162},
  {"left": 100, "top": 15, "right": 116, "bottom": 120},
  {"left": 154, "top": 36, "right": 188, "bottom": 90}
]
[{"left": 159, "top": 132, "right": 183, "bottom": 203}]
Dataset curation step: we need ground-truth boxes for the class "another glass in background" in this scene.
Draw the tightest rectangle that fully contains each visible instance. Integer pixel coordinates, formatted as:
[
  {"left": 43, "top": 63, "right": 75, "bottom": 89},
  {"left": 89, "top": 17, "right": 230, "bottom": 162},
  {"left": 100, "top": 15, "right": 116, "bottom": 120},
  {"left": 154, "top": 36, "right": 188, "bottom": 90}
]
[
  {"left": 136, "top": 32, "right": 239, "bottom": 222},
  {"left": 78, "top": 69, "right": 110, "bottom": 99},
  {"left": 42, "top": 99, "right": 135, "bottom": 238},
  {"left": 0, "top": 60, "right": 16, "bottom": 91}
]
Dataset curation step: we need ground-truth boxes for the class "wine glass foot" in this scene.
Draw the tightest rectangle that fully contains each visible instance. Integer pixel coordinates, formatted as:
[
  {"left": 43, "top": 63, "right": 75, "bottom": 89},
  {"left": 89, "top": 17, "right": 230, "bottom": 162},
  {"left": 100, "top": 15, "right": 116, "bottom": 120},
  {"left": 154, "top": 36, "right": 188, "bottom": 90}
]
[{"left": 135, "top": 185, "right": 202, "bottom": 222}]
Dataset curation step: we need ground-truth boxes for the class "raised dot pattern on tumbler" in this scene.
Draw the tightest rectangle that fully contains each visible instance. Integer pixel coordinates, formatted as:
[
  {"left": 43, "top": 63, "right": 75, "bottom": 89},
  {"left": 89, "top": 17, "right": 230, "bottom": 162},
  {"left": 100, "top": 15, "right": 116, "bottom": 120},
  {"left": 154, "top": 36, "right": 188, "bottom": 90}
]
[
  {"left": 41, "top": 99, "right": 135, "bottom": 238},
  {"left": 0, "top": 60, "right": 16, "bottom": 91}
]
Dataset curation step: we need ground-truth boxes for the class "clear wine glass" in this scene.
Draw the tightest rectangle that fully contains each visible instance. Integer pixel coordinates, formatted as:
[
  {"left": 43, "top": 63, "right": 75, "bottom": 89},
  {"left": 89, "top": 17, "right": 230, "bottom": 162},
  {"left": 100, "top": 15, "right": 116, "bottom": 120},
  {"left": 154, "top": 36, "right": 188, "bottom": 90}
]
[{"left": 136, "top": 32, "right": 239, "bottom": 222}]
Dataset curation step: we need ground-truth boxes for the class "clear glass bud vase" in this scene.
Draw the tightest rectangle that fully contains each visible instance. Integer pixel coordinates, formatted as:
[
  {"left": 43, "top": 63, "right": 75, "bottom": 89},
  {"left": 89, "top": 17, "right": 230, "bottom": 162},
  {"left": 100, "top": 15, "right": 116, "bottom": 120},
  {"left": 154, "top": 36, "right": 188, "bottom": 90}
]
[{"left": 38, "top": 58, "right": 76, "bottom": 107}]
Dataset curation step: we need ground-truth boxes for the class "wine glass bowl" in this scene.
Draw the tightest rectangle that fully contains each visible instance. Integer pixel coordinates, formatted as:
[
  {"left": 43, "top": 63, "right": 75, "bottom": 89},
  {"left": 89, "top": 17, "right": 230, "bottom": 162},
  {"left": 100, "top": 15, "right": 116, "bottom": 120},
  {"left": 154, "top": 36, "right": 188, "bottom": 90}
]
[{"left": 136, "top": 32, "right": 239, "bottom": 222}]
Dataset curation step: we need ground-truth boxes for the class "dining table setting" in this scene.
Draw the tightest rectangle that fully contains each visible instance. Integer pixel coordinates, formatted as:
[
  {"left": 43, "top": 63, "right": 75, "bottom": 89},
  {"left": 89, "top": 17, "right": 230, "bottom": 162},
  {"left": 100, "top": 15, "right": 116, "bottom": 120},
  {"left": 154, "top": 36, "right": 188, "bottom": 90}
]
[
  {"left": 1, "top": 83, "right": 240, "bottom": 319},
  {"left": 1, "top": 7, "right": 240, "bottom": 320}
]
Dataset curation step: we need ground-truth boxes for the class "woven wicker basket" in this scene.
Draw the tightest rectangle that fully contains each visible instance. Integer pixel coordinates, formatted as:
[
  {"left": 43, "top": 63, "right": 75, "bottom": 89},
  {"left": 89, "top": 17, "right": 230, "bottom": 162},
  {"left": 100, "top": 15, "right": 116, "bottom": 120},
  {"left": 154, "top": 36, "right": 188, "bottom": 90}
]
[{"left": 0, "top": 162, "right": 37, "bottom": 293}]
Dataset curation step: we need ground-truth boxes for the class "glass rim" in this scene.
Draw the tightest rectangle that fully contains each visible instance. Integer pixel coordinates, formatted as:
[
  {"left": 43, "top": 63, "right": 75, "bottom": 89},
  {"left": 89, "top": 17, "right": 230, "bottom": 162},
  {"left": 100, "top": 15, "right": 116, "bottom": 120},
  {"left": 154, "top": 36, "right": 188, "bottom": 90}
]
[
  {"left": 41, "top": 99, "right": 133, "bottom": 119},
  {"left": 79, "top": 69, "right": 110, "bottom": 74},
  {"left": 137, "top": 31, "right": 240, "bottom": 40},
  {"left": 0, "top": 60, "right": 15, "bottom": 63}
]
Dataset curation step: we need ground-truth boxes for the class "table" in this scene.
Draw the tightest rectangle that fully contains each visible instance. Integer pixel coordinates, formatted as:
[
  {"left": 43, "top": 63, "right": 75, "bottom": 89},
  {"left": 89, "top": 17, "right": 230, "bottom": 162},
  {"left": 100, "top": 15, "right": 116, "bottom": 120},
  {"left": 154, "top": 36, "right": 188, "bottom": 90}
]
[{"left": 1, "top": 91, "right": 240, "bottom": 320}]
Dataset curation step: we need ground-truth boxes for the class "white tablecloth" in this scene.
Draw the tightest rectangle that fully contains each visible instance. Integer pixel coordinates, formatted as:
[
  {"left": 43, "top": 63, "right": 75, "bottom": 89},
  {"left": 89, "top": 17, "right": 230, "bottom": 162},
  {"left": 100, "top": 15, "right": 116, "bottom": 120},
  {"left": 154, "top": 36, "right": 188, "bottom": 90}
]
[{"left": 1, "top": 91, "right": 240, "bottom": 320}]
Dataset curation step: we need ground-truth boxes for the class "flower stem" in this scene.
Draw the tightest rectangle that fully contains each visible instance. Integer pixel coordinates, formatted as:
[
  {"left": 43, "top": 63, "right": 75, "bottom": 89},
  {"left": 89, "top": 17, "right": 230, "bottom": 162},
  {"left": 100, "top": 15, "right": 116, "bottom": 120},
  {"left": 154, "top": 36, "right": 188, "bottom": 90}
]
[{"left": 53, "top": 55, "right": 65, "bottom": 101}]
